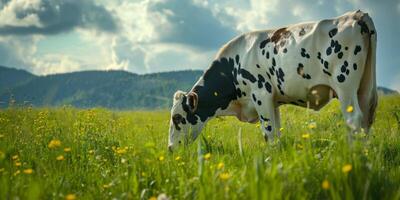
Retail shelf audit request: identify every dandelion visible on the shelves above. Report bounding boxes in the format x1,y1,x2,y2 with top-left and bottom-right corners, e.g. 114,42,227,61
302,133,310,139
346,105,354,113
308,122,317,129
219,172,230,181
158,156,165,161
217,162,224,169
342,164,352,173
56,155,65,161
149,197,157,200
204,153,211,160
65,194,77,200
102,184,111,189
64,148,71,152
88,150,94,154
15,162,21,167
116,148,127,155
48,139,61,149
23,168,33,174
12,155,19,160
322,180,330,190
175,156,181,161
279,127,284,132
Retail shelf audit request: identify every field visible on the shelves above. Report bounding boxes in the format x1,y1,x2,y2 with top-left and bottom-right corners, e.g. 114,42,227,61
0,96,399,199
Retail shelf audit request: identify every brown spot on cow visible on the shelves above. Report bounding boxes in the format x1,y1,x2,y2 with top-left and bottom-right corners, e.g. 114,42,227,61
271,27,291,44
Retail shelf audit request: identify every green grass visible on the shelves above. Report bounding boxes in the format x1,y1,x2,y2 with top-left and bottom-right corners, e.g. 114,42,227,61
0,96,400,199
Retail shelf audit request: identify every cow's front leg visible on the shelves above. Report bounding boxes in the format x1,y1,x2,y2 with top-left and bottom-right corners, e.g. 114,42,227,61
251,93,276,142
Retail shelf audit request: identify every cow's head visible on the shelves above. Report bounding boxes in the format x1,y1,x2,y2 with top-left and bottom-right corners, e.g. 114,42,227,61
168,90,205,151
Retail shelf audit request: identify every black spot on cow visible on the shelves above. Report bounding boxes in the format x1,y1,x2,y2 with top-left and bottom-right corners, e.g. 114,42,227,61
269,68,275,76
329,28,338,38
341,65,347,73
257,101,262,106
266,51,270,59
242,92,246,96
266,72,271,80
326,47,332,56
353,63,358,70
259,38,270,49
260,115,269,121
357,20,370,35
344,61,348,66
256,64,261,68
317,52,321,59
334,42,341,53
265,125,272,132
324,61,329,69
301,48,311,58
235,55,240,65
262,49,265,55
330,40,335,48
283,48,287,53
280,90,285,95
272,58,276,66
273,47,278,55
265,82,272,93
239,68,257,83
337,74,346,83
290,101,299,106
323,69,332,76
257,74,265,88
242,81,247,85
345,46,348,50
297,63,304,75
338,52,343,59
302,74,311,79
354,45,362,55
252,93,257,101
186,57,238,124
236,88,242,98
346,69,350,75
299,28,306,36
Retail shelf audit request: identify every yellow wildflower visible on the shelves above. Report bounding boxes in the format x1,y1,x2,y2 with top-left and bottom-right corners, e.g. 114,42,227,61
322,180,330,190
279,127,284,132
103,184,111,189
342,164,352,173
15,162,21,167
65,194,77,200
23,168,33,174
149,197,157,200
204,153,211,160
308,122,317,129
175,156,181,161
219,172,230,181
217,162,224,169
88,150,94,154
302,133,310,139
12,155,19,160
346,105,354,113
64,148,71,152
48,139,61,149
116,148,127,155
56,155,65,161
158,156,165,161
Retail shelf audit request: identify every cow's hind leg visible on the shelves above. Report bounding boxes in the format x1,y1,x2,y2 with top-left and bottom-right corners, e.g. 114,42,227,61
336,88,363,134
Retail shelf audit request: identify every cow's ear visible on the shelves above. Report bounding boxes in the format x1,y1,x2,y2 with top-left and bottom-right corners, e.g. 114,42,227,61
174,90,186,102
187,92,198,113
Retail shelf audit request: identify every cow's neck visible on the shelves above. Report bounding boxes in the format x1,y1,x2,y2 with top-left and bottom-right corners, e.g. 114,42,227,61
189,57,238,123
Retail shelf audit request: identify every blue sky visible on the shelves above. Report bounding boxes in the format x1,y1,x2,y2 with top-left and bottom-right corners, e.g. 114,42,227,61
0,0,399,91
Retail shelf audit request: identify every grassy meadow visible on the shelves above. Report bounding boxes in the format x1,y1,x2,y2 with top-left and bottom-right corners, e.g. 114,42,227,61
0,96,399,199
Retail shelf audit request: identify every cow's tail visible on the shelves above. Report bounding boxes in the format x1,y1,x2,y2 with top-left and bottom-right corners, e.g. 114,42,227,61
357,11,378,132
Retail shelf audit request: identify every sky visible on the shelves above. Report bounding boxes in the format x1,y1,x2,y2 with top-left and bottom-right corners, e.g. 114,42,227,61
0,0,399,91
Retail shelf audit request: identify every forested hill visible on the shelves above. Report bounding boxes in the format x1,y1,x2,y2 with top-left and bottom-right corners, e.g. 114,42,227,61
0,66,202,109
0,66,398,109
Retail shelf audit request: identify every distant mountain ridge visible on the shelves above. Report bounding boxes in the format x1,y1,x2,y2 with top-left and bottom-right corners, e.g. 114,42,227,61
0,66,398,109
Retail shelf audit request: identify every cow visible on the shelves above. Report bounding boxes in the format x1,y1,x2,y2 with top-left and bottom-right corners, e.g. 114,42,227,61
168,10,377,151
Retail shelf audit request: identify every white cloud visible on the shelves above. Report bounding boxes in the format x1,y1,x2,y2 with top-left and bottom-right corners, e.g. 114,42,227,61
0,0,42,27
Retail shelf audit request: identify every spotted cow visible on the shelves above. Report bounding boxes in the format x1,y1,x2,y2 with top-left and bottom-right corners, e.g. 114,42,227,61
168,10,377,150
